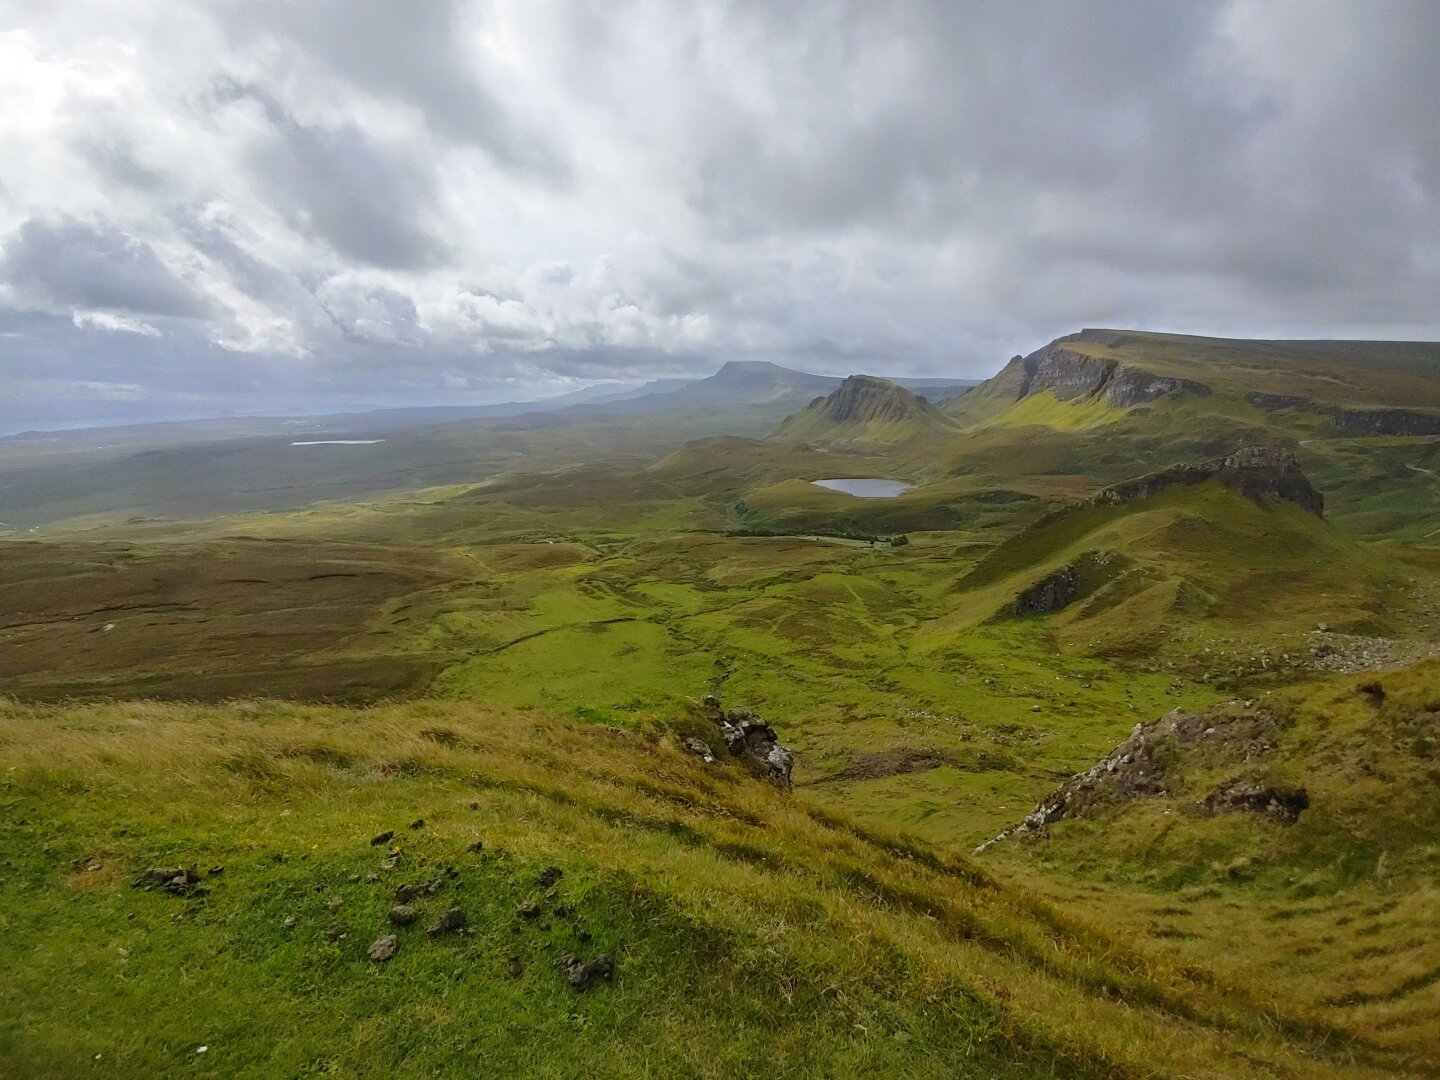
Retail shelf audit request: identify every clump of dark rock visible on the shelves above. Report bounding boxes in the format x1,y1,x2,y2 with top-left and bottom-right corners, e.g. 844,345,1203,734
388,904,417,927
1012,564,1079,616
1359,680,1386,704
977,702,1289,852
466,840,485,853
206,865,224,877
394,883,419,904
426,907,466,936
700,695,794,789
367,935,398,963
1200,780,1308,823
557,953,614,990
131,865,208,897
408,818,425,830
517,901,542,920
537,866,563,888
324,921,347,942
370,831,394,846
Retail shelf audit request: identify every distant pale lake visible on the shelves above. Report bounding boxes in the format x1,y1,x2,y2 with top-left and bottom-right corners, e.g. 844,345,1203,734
811,478,911,498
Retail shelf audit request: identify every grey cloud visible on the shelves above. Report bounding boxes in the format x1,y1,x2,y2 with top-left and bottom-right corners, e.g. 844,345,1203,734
214,0,567,180
2,1,1439,426
0,218,213,319
213,83,452,271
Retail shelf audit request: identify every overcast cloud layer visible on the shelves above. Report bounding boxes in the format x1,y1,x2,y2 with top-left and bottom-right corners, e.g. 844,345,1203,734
1,1,1438,428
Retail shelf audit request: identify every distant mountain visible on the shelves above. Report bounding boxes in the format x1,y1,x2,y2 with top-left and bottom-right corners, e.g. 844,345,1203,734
769,374,959,447
573,361,843,416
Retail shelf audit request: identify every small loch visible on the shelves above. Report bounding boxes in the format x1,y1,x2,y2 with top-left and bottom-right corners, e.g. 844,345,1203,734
811,478,911,499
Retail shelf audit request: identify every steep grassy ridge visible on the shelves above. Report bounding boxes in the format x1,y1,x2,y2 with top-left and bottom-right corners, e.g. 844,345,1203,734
0,697,1421,1079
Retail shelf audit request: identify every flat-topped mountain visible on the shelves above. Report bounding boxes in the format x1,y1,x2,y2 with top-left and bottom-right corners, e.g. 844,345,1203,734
770,374,959,447
953,329,1440,424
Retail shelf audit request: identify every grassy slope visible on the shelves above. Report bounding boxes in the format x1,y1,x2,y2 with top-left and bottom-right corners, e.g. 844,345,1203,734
980,660,1440,1067
0,697,1419,1079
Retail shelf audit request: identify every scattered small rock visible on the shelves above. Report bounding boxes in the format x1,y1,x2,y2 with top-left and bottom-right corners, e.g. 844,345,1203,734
370,831,394,846
282,915,297,929
388,904,417,927
557,953,614,991
206,865,224,877
367,935,398,963
537,866,563,888
394,883,418,904
324,921,346,942
466,840,484,854
517,901,542,920
426,907,466,936
326,895,344,911
408,819,425,830
506,955,524,979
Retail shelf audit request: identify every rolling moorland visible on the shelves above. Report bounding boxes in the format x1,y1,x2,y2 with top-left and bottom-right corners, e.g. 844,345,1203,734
3,329,1440,1077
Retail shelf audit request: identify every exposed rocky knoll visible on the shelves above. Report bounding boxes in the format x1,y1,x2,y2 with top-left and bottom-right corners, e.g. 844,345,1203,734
1092,446,1324,516
976,702,1308,853
685,695,795,789
770,374,956,446
999,338,1212,408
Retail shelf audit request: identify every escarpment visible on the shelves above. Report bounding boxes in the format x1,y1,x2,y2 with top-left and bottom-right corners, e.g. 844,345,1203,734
1000,337,1212,409
1093,446,1324,516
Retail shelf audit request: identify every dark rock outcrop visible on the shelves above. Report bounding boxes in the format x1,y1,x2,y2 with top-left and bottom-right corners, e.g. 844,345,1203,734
1012,565,1079,615
700,695,794,789
1200,780,1308,823
976,703,1290,852
1093,446,1324,516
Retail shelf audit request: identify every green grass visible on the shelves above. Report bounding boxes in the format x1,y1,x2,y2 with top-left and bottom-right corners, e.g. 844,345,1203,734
0,697,1420,1078
979,660,1440,1064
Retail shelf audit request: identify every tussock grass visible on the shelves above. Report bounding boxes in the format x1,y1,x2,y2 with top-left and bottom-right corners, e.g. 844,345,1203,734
0,697,1413,1078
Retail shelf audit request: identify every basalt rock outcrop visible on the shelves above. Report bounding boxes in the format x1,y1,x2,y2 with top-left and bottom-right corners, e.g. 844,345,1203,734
696,696,795,789
1011,564,1080,616
1092,446,1324,516
1005,339,1211,408
975,702,1300,852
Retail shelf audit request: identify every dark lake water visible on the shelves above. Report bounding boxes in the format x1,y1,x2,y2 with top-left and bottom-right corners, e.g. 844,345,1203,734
810,478,911,498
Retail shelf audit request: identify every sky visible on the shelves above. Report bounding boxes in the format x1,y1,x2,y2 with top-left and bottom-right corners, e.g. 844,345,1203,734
1,1,1438,429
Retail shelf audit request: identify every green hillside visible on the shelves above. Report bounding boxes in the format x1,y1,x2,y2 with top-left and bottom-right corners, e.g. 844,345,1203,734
0,696,1420,1079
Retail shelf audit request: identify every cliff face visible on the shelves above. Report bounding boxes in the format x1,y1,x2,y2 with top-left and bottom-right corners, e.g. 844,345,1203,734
1013,341,1211,408
1093,446,1324,516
